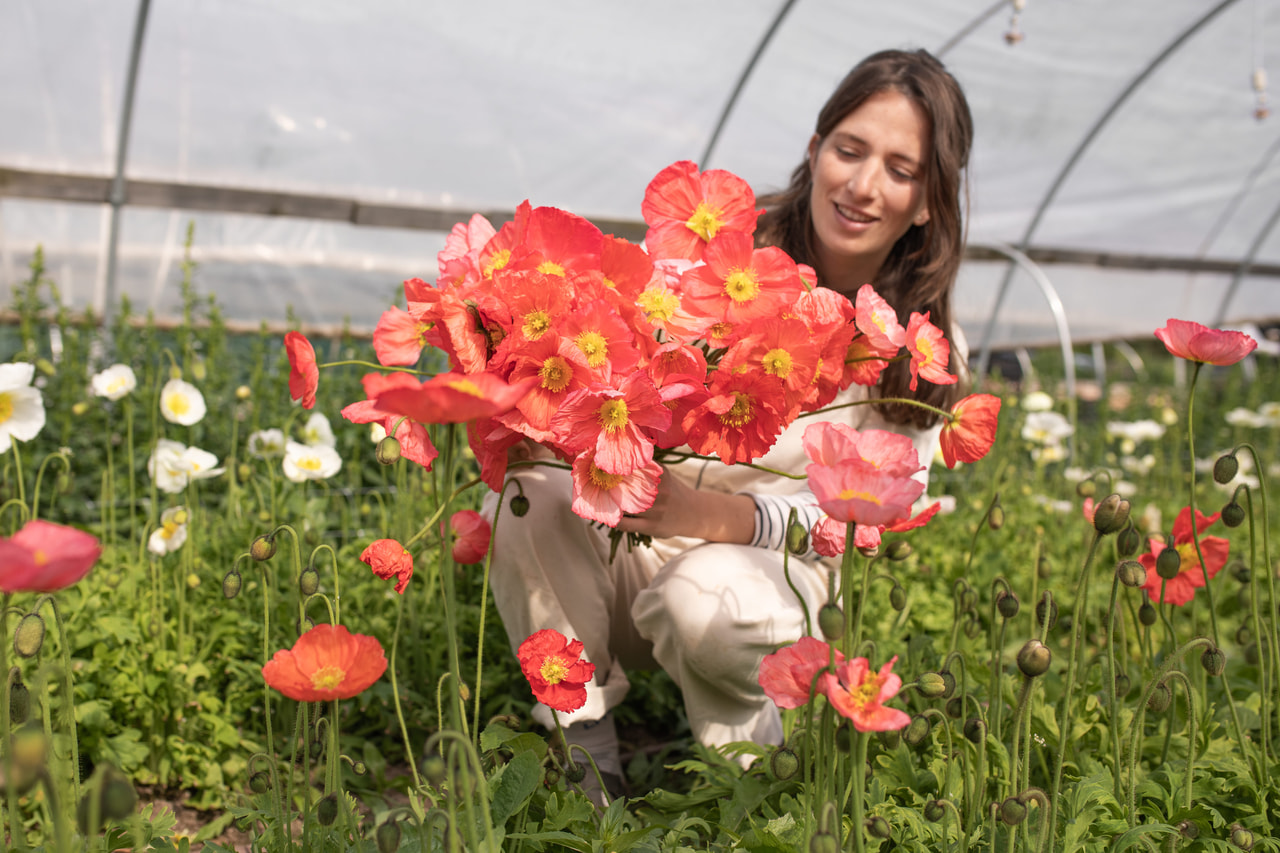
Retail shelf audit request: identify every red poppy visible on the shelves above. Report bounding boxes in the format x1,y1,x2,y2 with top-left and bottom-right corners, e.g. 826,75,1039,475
360,538,414,594
759,636,844,710
551,373,669,475
1139,507,1229,606
517,629,596,713
1154,319,1258,366
641,160,760,262
679,232,803,326
285,331,319,409
819,656,911,732
262,624,387,702
372,306,432,367
681,370,789,465
905,312,958,392
374,372,538,424
0,520,102,593
939,394,1002,469
720,317,820,418
449,510,491,565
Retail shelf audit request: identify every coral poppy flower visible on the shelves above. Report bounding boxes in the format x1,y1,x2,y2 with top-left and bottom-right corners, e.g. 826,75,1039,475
437,213,498,288
262,624,387,702
498,335,594,441
681,370,789,465
449,510,491,565
374,372,538,425
819,656,911,732
904,312,958,392
284,332,319,409
552,373,670,475
679,232,803,326
641,160,760,262
854,284,905,353
405,283,491,374
0,520,102,593
372,306,432,367
516,629,596,713
360,538,414,594
467,417,526,493
720,317,820,417
807,460,924,528
939,394,1002,469
569,449,662,526
558,299,641,381
1139,507,1229,606
759,636,844,710
810,501,941,557
802,421,923,479
1154,319,1258,366
600,234,656,299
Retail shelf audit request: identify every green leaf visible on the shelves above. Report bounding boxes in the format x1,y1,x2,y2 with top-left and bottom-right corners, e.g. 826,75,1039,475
480,721,520,752
488,749,542,827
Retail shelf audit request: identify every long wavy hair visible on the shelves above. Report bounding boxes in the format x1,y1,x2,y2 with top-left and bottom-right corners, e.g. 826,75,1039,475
757,49,973,428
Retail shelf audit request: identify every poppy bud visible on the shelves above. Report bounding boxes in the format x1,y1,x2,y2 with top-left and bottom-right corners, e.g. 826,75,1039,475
237,463,252,482
1156,546,1181,579
964,717,987,744
1234,563,1251,583
1076,478,1097,498
1115,673,1131,698
903,715,931,747
1035,597,1058,631
248,771,271,793
352,761,367,775
1017,639,1052,677
769,747,799,781
13,612,45,658
1092,494,1130,534
9,678,29,725
1176,820,1198,840
1214,453,1239,484
72,401,89,417
886,540,912,561
889,585,907,611
376,818,402,853
1201,646,1226,677
999,797,1028,825
988,505,1005,531
101,774,138,821
996,591,1020,620
786,519,809,555
817,604,844,642
809,833,839,853
310,740,324,760
186,572,201,590
964,616,982,639
923,800,946,823
316,793,339,826
565,761,586,783
1230,824,1255,851
489,713,521,731
946,696,964,719
1138,601,1157,626
1221,501,1245,529
543,765,561,787
1236,624,1253,645
1037,556,1052,579
1116,524,1140,557
1147,681,1172,713
299,567,320,597
1116,560,1146,588
376,436,402,465
856,544,879,559
937,670,956,699
250,534,277,561
508,494,530,517
866,816,891,839
223,569,243,599
917,672,948,699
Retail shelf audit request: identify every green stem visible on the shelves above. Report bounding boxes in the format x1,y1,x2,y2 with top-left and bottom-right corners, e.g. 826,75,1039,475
10,442,25,515
387,593,422,789
851,731,868,853
45,597,81,808
1,594,29,852
1105,572,1124,802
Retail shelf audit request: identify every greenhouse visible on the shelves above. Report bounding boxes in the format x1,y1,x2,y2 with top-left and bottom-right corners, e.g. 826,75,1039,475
1,1,1279,850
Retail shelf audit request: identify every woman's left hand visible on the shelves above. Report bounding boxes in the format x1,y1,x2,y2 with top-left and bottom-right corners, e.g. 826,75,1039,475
615,467,756,544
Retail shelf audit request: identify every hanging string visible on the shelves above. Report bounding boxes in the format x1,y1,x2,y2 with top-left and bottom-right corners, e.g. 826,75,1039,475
1005,0,1026,45
1255,0,1270,119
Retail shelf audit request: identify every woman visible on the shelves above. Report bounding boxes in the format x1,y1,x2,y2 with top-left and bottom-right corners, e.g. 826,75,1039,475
483,48,973,790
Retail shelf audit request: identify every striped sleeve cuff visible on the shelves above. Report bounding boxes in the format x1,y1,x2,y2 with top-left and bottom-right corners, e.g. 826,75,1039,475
748,491,824,557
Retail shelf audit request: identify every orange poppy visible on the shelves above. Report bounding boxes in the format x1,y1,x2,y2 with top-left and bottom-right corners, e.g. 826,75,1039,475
262,624,387,702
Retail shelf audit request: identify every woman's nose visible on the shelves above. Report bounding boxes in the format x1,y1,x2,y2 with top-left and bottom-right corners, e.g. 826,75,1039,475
847,162,878,199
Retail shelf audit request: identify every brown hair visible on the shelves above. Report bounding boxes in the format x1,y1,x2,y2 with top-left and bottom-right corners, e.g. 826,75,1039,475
757,48,973,428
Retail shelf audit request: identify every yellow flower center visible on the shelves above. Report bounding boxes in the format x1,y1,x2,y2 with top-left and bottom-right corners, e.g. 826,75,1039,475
637,288,679,323
483,249,512,279
709,322,734,343
540,655,571,685
597,399,629,432
0,392,12,424
1174,542,1199,573
107,377,129,394
536,260,565,277
298,456,323,472
575,331,610,368
539,356,572,393
762,348,793,378
446,378,485,398
915,335,935,366
166,393,190,416
838,488,881,505
723,268,759,303
847,674,882,710
310,665,345,692
161,521,180,540
601,275,616,290
685,201,724,242
588,464,624,490
717,392,754,428
32,549,48,566
522,310,552,341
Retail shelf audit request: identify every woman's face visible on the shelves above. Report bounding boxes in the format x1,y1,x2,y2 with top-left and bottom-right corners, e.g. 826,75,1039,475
808,88,931,292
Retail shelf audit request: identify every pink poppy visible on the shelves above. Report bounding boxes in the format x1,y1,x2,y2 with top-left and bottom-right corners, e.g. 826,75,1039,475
759,636,844,709
0,520,102,593
904,312,958,392
551,373,669,475
819,656,911,732
372,306,431,367
360,539,414,594
1154,319,1258,366
284,331,319,409
449,510,492,565
569,450,662,527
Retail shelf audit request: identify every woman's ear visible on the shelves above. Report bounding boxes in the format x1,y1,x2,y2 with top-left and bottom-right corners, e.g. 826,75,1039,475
807,134,821,171
914,207,931,227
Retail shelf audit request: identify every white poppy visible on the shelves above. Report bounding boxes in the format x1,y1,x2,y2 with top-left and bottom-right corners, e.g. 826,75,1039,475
148,506,190,555
91,364,138,401
1225,407,1266,428
0,363,46,454
302,412,336,448
282,440,342,482
1022,411,1074,445
247,428,287,459
1030,442,1067,464
160,379,207,426
1020,391,1054,412
1258,402,1280,427
148,438,224,494
1105,419,1165,443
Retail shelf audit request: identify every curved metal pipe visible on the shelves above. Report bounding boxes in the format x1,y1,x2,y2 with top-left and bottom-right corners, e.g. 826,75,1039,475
100,0,153,356
975,0,1241,381
699,0,800,169
1212,194,1280,326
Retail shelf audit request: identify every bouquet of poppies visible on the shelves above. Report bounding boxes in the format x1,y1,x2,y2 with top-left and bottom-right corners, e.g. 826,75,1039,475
293,160,996,531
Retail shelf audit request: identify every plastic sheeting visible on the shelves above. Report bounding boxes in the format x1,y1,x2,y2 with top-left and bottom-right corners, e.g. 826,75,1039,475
2,0,1279,345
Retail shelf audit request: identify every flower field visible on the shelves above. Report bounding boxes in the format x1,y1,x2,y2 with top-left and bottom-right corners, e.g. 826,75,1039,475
2,201,1280,853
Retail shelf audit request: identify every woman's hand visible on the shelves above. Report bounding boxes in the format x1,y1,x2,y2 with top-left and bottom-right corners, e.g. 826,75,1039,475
615,467,756,544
